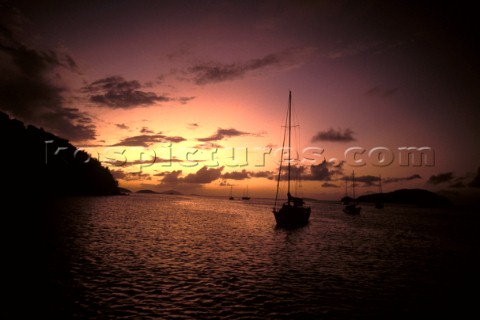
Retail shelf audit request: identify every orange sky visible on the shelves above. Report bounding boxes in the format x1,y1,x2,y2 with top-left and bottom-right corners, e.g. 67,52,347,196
1,1,479,200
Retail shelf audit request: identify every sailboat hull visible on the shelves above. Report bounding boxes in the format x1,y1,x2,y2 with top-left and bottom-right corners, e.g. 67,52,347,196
343,204,361,215
273,204,311,227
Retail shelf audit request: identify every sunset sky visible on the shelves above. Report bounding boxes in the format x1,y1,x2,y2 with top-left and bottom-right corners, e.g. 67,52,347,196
1,1,479,200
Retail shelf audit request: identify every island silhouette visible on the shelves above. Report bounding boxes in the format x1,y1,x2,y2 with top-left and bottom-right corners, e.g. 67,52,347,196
0,111,119,196
137,189,183,195
352,189,451,208
136,189,158,194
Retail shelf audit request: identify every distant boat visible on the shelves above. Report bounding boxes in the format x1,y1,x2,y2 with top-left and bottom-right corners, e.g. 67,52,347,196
375,174,384,209
242,185,251,200
229,186,234,200
343,171,361,215
273,91,311,227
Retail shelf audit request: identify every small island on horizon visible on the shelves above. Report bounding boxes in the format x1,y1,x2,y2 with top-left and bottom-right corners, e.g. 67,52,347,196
341,188,451,208
136,189,183,195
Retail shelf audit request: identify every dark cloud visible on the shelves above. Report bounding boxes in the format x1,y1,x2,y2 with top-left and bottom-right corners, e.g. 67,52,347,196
311,162,333,181
251,171,273,179
468,168,480,188
82,76,171,108
140,127,154,134
214,169,275,180
219,180,234,187
302,160,344,181
222,169,249,180
183,166,223,184
109,158,157,168
124,172,151,181
274,160,343,182
65,54,78,70
157,167,224,185
197,128,250,142
383,174,422,184
427,172,454,185
177,96,195,104
115,123,129,130
193,142,223,149
113,134,186,147
353,175,379,186
187,47,316,85
311,128,355,143
188,123,199,129
152,158,184,164
110,169,151,181
0,11,95,141
366,86,399,97
157,170,183,185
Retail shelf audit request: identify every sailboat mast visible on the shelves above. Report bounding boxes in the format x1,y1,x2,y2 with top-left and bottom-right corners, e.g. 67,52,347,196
287,91,292,203
345,176,348,197
352,171,356,200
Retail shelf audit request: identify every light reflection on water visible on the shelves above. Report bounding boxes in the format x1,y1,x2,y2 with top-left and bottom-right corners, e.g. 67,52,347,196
40,194,478,319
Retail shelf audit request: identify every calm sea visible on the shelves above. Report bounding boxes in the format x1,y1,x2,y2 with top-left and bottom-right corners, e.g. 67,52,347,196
9,194,479,319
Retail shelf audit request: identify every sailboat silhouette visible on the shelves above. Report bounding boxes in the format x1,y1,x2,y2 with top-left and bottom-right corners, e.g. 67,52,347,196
242,185,250,200
272,91,311,227
343,171,361,215
375,174,384,209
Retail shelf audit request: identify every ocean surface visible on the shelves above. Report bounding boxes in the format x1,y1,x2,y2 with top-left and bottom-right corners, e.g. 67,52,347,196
11,194,480,319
